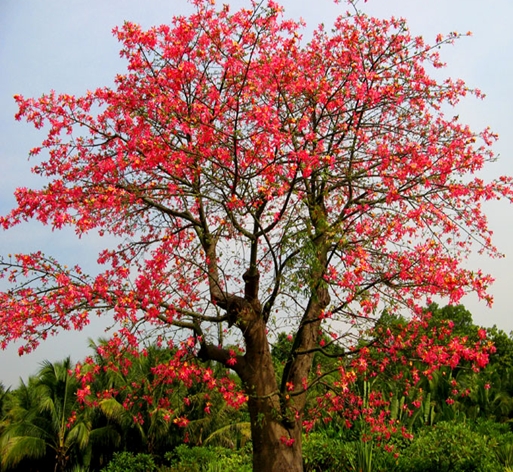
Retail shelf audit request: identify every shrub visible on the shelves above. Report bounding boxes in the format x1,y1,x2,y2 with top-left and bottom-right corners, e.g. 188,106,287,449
166,444,251,472
101,451,157,472
396,421,499,472
302,432,356,472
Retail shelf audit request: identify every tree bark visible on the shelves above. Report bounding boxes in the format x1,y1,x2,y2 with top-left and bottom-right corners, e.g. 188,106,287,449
241,316,304,472
201,236,328,471
240,240,330,471
249,402,303,472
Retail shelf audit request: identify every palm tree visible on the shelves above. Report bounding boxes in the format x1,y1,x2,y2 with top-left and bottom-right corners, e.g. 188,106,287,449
88,339,250,455
87,340,182,456
0,377,51,470
0,357,112,472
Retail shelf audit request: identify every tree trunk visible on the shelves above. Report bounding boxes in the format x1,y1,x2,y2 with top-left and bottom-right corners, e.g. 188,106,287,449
202,243,328,471
240,315,305,472
249,402,303,472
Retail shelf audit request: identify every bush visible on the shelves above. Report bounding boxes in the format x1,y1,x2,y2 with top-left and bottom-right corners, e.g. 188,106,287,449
100,451,157,472
302,432,356,472
396,421,499,472
166,444,251,472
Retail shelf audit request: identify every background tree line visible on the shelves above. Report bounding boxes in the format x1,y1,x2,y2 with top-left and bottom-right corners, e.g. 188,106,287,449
1,303,513,472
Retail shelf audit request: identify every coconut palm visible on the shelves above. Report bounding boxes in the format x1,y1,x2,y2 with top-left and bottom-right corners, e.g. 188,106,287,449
87,340,183,455
88,339,250,455
0,357,114,472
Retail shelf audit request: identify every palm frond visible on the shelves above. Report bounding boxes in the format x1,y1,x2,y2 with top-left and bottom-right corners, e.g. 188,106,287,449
0,435,47,469
203,422,251,448
66,420,91,451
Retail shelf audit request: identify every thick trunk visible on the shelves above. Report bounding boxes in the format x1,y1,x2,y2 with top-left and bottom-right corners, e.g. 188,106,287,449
202,272,328,471
244,288,329,471
241,317,305,472
201,322,305,471
249,403,303,472
201,236,329,472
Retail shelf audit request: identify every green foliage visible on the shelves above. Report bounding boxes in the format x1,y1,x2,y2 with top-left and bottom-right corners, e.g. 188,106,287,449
391,392,436,429
0,358,102,472
424,303,476,338
302,430,399,472
302,431,356,472
271,332,293,366
488,327,513,371
395,421,499,472
101,451,157,472
88,340,181,455
166,444,252,472
2,302,513,471
494,442,513,470
202,421,251,449
352,440,374,472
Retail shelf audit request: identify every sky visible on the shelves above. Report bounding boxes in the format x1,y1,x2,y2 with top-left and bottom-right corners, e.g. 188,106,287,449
1,0,512,388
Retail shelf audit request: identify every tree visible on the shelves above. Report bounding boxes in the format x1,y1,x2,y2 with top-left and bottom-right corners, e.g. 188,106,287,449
0,358,97,472
1,1,511,470
85,339,235,456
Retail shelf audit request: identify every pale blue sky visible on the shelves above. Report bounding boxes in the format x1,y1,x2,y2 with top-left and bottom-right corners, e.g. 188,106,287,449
1,0,512,388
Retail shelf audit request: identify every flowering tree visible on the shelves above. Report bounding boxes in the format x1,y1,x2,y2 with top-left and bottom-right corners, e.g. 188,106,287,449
1,1,511,470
